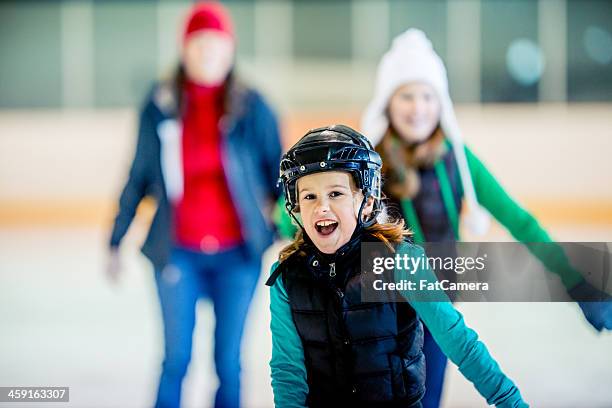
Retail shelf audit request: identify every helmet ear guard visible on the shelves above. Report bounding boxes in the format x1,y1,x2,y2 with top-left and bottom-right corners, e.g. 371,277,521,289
278,125,383,229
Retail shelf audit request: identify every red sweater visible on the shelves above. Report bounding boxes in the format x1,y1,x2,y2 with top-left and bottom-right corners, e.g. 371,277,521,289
175,81,242,252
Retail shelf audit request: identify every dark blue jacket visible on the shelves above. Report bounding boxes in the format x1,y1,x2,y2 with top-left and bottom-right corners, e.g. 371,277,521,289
109,81,282,269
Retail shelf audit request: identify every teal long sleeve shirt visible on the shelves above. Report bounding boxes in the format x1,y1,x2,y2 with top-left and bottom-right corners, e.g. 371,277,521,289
269,244,528,408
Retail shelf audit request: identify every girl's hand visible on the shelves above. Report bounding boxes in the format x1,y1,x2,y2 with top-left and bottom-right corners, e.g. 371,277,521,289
568,280,612,331
577,300,612,331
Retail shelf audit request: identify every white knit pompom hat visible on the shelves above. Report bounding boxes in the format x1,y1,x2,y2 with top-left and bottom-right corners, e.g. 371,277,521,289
361,28,489,236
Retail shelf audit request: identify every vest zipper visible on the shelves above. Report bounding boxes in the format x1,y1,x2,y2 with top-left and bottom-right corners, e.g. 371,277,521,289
329,263,344,298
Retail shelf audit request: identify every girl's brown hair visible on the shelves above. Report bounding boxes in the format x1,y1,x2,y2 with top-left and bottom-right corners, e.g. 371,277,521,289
376,126,446,200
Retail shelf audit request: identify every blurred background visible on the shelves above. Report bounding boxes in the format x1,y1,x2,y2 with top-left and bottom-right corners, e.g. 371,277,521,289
1,0,611,407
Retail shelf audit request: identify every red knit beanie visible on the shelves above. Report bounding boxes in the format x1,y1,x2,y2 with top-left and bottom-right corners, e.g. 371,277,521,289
183,1,234,42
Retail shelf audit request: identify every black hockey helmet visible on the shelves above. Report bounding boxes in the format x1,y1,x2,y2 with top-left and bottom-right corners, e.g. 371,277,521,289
279,124,382,227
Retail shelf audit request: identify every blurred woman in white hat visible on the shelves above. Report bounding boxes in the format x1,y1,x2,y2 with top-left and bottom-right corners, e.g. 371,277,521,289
361,28,612,408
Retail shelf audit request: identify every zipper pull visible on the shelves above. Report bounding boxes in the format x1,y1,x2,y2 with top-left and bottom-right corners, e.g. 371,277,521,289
329,262,336,278
335,287,344,299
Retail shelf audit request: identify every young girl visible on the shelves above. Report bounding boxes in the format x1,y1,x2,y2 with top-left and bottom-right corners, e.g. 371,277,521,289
361,28,611,408
266,124,528,408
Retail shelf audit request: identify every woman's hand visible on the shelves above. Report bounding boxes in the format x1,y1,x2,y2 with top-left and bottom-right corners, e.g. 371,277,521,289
105,247,122,284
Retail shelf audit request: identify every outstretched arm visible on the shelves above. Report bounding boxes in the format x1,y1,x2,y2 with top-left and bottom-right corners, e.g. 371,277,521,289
414,301,527,407
465,146,582,289
398,244,528,407
465,146,612,330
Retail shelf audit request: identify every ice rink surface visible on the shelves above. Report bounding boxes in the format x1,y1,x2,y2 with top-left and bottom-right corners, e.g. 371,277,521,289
1,224,611,408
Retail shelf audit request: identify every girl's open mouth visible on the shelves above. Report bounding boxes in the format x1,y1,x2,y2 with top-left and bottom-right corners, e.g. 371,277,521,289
315,220,338,236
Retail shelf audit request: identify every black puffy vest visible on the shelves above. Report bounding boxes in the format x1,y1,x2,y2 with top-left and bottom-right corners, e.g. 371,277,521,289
386,149,463,243
270,237,426,407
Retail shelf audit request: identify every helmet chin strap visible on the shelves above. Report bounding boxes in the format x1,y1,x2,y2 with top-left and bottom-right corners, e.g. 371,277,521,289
357,190,378,229
285,202,305,233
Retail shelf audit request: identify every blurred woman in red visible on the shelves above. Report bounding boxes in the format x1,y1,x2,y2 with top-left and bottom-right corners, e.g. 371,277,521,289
107,3,282,407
